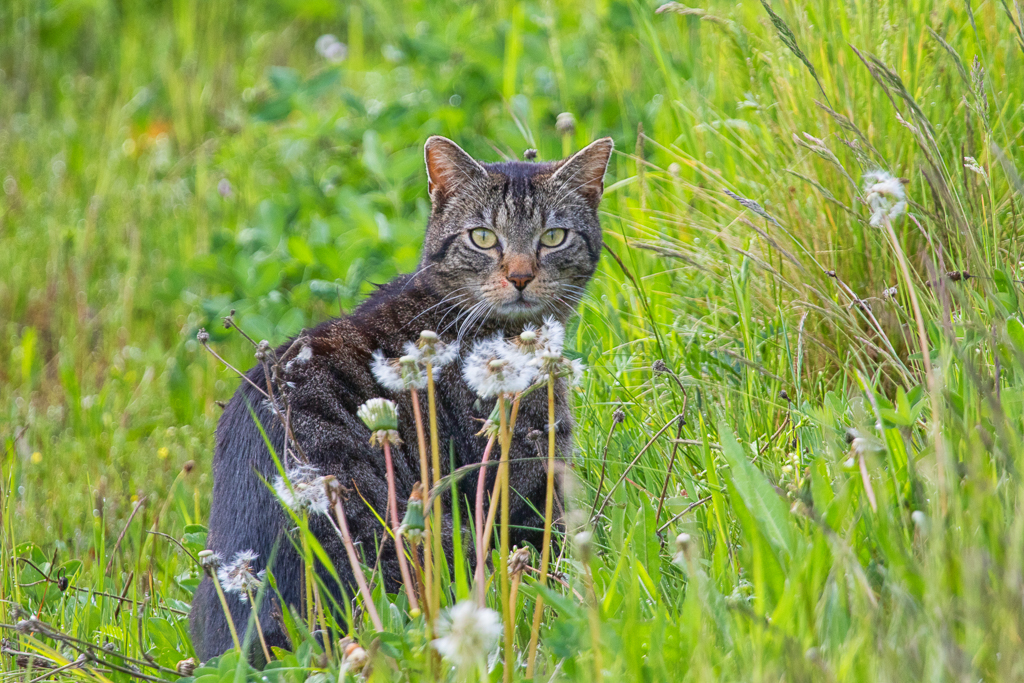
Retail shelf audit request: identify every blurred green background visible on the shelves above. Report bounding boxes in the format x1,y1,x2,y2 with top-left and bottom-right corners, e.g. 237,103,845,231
5,0,1024,679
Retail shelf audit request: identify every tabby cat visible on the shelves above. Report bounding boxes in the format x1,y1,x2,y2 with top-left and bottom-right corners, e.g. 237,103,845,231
189,136,614,661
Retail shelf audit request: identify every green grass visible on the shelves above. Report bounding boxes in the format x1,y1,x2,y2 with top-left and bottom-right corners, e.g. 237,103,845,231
4,0,1024,680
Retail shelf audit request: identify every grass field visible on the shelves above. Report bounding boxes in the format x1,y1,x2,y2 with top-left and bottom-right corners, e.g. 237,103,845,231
3,0,1024,680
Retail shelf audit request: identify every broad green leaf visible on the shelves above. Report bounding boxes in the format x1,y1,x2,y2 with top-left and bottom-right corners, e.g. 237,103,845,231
717,419,796,560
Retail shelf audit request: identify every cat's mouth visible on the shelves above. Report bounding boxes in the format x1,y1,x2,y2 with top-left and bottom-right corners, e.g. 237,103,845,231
493,295,541,318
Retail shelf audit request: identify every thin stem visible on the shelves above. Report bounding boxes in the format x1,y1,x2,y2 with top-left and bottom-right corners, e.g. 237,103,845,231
303,512,315,631
655,409,688,527
592,416,681,523
587,416,623,520
383,440,420,610
331,496,384,632
583,561,603,683
410,387,433,626
525,375,557,676
245,587,272,664
210,573,242,652
426,360,444,622
883,217,946,515
475,434,497,607
498,394,513,683
312,578,333,660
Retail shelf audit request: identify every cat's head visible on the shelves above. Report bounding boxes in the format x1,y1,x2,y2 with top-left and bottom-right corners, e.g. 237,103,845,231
417,136,613,328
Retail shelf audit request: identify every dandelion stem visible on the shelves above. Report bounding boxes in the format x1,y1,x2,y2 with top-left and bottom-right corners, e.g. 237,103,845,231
587,414,623,521
480,396,523,579
881,217,946,514
411,387,434,625
302,512,315,632
475,434,497,607
245,587,273,664
426,359,444,623
383,440,420,610
497,394,513,683
330,496,384,632
312,578,333,661
525,374,557,676
210,572,242,653
583,560,603,683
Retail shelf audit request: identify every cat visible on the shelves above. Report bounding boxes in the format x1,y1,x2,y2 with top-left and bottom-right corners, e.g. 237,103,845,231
189,135,613,662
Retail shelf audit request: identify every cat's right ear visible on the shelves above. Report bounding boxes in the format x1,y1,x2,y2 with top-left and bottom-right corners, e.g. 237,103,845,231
424,136,488,205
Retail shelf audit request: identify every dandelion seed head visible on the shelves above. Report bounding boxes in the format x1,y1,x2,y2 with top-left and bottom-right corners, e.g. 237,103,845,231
863,170,908,227
417,330,459,368
216,550,264,600
431,601,502,670
273,464,331,515
537,317,565,356
357,397,399,433
463,336,537,398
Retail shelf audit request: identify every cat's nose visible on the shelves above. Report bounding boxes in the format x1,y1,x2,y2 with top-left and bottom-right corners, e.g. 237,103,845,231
507,271,535,291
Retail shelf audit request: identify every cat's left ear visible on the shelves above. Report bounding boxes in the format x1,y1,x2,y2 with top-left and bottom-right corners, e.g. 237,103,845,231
551,137,614,208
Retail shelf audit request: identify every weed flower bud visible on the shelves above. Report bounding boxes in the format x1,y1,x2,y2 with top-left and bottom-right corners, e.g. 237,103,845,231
343,641,369,672
399,483,426,544
176,658,197,676
508,546,531,576
574,531,593,562
198,549,223,576
556,112,576,136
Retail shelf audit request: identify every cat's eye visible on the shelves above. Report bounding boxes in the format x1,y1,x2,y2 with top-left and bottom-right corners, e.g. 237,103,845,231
469,228,498,249
539,228,567,248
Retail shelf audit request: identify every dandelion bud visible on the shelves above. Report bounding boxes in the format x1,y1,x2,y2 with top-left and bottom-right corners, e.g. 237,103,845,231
508,547,531,577
911,510,928,532
672,532,692,567
343,642,369,672
573,531,593,562
255,340,271,362
357,398,400,446
409,607,422,619
556,112,576,136
198,549,223,575
400,484,426,544
176,658,197,676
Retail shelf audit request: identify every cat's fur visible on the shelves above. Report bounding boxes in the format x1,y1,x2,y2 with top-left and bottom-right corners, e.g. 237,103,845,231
189,136,613,661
